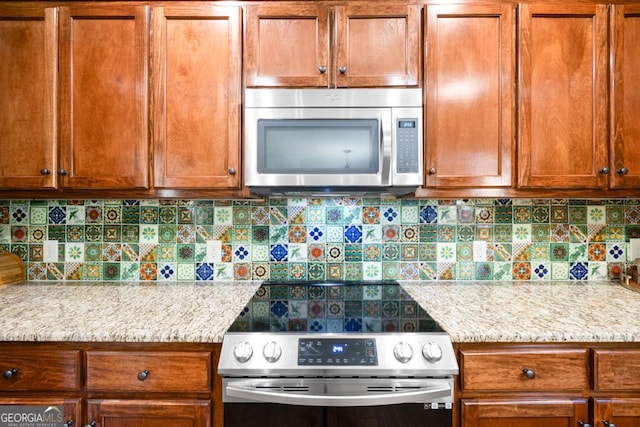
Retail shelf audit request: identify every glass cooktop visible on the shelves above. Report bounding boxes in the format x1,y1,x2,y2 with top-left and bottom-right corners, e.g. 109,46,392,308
227,280,444,334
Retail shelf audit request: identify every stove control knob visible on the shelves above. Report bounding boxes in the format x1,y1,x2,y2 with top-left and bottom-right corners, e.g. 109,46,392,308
422,341,443,363
393,341,413,363
263,341,282,363
233,341,253,363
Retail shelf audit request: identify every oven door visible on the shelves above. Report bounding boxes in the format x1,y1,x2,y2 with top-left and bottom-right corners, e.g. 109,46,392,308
244,107,392,189
222,377,453,427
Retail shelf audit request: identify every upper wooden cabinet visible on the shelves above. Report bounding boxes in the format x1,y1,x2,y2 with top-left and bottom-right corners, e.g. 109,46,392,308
244,2,420,88
518,3,609,189
424,4,514,188
152,5,242,189
58,4,150,189
0,5,57,189
610,4,640,189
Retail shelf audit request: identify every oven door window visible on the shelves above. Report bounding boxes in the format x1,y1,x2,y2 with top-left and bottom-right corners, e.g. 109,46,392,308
257,119,379,174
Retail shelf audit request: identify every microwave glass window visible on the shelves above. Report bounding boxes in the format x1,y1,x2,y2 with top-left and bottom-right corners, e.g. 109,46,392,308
258,119,379,174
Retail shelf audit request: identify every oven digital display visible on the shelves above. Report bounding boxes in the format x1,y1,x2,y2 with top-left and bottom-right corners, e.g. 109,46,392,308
298,338,377,366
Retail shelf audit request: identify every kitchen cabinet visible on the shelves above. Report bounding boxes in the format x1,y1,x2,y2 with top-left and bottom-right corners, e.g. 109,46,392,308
152,5,242,190
0,4,57,189
0,342,220,427
58,4,150,189
244,2,420,88
609,4,640,189
518,3,609,189
458,344,640,427
424,4,514,188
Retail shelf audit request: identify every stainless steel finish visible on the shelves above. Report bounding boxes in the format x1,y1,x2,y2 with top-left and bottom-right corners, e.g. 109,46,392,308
219,332,458,378
422,341,444,363
223,377,454,407
244,88,423,195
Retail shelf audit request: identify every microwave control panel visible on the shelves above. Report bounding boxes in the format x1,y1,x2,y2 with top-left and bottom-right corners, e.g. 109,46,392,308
396,119,419,173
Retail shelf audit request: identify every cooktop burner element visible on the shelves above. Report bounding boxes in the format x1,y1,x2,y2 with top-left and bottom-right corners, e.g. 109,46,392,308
226,280,445,334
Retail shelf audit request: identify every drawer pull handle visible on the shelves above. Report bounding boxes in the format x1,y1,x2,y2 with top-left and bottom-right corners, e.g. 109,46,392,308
2,368,18,379
522,368,535,379
603,422,616,427
137,369,150,381
578,421,592,427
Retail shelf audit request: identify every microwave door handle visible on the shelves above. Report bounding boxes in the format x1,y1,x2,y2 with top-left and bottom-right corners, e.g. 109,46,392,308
225,380,451,407
381,111,392,186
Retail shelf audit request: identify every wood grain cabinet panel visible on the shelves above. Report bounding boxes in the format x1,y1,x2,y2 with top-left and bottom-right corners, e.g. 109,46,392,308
461,398,589,427
424,4,514,188
58,4,149,189
87,399,211,427
86,351,211,393
245,2,419,88
152,5,242,189
610,4,640,189
460,347,589,392
594,398,640,426
0,349,81,391
518,3,608,189
594,348,640,391
0,4,57,189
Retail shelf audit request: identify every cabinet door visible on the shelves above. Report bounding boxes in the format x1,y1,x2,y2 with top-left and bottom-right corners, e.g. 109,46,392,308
461,398,589,427
245,4,329,87
334,3,420,87
594,398,640,426
87,399,211,427
518,4,608,189
0,5,57,189
424,4,514,187
610,4,640,189
152,6,241,189
58,5,149,189
0,397,81,427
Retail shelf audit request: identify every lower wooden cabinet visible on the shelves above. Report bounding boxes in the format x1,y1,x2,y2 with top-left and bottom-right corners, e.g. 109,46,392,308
461,398,589,426
457,344,640,427
87,399,211,427
0,343,219,427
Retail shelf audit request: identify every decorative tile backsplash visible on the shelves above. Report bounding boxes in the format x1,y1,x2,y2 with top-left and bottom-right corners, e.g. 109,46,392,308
1,198,639,282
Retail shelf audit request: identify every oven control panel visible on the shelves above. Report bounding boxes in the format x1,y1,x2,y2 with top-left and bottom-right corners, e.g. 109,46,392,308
298,338,377,366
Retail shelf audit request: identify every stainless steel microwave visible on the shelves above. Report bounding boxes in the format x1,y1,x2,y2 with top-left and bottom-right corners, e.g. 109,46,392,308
244,88,423,196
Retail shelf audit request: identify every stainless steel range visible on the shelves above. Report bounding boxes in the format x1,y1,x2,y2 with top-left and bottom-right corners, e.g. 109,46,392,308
218,280,458,427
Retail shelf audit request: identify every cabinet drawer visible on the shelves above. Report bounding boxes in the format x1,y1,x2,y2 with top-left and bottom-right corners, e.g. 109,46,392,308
594,348,640,390
0,350,81,391
460,348,589,391
86,351,211,392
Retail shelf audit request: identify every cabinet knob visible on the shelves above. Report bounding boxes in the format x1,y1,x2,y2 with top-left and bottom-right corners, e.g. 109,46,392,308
599,167,610,174
339,66,347,74
603,422,617,427
40,168,51,175
84,422,96,427
137,369,149,381
428,167,437,175
2,368,18,379
617,167,629,175
319,65,327,74
578,421,592,427
228,168,236,175
64,421,74,427
57,168,68,176
522,368,535,379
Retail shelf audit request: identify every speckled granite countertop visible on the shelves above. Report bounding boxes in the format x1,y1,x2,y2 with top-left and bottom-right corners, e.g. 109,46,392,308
0,281,638,343
401,281,640,343
0,281,261,343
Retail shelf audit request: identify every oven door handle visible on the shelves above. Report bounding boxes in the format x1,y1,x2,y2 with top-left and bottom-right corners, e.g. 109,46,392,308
225,380,452,407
